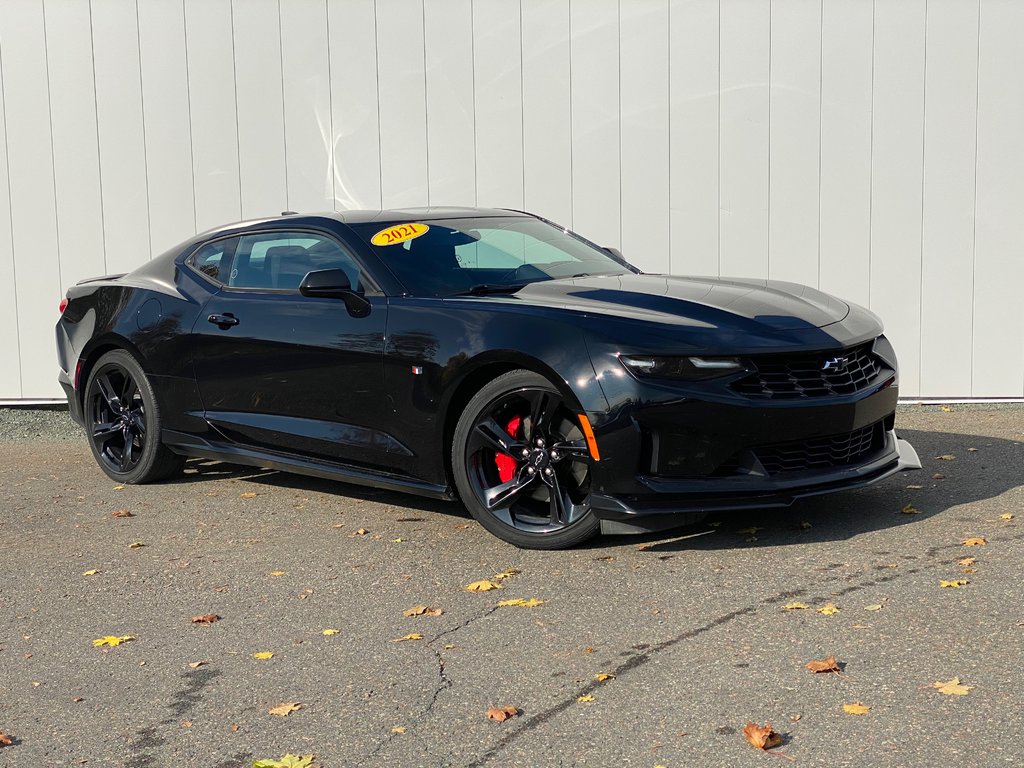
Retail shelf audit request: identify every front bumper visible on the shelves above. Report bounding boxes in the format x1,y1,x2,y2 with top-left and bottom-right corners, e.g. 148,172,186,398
592,430,920,534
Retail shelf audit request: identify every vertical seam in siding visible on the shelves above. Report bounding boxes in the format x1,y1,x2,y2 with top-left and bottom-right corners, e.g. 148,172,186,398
666,0,672,273
277,0,289,211
41,0,63,289
373,0,382,208
918,0,928,393
567,0,573,229
0,37,24,397
816,0,823,288
767,0,772,278
716,0,721,276
134,0,153,258
325,0,335,209
470,0,478,206
867,0,875,307
519,0,525,210
421,0,430,206
181,0,197,233
617,0,621,248
970,0,982,396
88,0,109,271
228,0,241,218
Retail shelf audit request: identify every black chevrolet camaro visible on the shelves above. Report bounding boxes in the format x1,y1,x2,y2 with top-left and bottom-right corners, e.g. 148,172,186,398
56,207,920,548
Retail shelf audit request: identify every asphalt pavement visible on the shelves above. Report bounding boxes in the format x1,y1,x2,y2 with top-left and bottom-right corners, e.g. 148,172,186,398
1,405,1022,768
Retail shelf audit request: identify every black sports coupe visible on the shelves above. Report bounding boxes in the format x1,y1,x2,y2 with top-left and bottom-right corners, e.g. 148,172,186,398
56,207,920,548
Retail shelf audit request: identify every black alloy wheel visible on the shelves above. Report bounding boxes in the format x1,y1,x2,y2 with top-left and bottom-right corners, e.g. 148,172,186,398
453,370,599,549
84,350,184,484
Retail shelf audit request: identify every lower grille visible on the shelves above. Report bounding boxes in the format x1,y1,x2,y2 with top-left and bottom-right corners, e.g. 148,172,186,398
752,421,885,475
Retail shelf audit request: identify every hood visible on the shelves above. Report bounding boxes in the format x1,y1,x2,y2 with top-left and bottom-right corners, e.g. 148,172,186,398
486,274,850,332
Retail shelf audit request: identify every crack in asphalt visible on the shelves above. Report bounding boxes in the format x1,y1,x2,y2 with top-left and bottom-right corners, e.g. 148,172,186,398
463,533,1024,768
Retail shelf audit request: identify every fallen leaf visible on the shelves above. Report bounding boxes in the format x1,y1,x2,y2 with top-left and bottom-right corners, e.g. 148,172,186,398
403,605,443,617
240,492,258,499
940,579,968,588
584,647,595,654
486,705,519,722
188,661,207,669
92,635,135,648
961,568,977,574
191,614,221,625
962,537,987,547
466,580,502,592
251,754,316,768
391,538,404,543
82,569,99,576
0,732,11,747
817,603,840,615
128,542,145,549
577,695,596,703
252,651,274,660
113,484,126,490
865,604,883,612
799,521,812,529
111,509,135,518
932,473,946,480
636,543,653,551
805,655,840,673
493,569,521,580
742,721,782,751
940,405,953,412
270,571,286,577
322,629,339,635
72,697,84,703
392,633,424,642
230,723,240,733
595,673,615,682
391,726,407,734
783,602,810,610
905,484,924,489
268,702,303,717
843,702,870,715
967,447,978,452
496,597,544,608
396,517,423,522
900,504,920,515
958,557,976,567
999,513,1014,521
931,677,973,696
180,720,192,728
349,528,369,537
736,527,760,536
936,454,956,461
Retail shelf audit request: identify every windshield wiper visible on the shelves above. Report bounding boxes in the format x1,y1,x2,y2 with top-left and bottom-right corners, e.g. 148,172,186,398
451,283,531,297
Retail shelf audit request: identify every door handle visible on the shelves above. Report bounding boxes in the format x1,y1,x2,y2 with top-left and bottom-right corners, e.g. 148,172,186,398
207,312,239,328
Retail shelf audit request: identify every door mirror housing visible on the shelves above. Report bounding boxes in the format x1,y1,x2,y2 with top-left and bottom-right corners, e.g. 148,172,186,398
299,269,371,317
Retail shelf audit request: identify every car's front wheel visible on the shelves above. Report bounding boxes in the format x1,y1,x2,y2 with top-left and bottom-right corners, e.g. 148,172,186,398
452,370,599,549
84,349,185,484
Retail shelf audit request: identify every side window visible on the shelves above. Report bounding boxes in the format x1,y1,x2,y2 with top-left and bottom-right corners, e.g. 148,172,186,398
188,241,233,284
227,232,363,291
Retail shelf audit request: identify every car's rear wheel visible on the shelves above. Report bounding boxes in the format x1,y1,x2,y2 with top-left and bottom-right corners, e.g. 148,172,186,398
452,370,599,549
84,350,185,484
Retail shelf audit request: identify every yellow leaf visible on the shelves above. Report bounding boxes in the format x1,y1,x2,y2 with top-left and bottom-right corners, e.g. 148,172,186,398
240,492,258,499
403,605,443,617
817,603,840,615
251,754,316,768
322,629,339,636
957,557,976,567
113,484,126,490
595,673,615,682
900,504,920,515
392,633,424,642
940,405,953,412
349,528,369,537
391,726,407,734
188,661,207,669
999,513,1014,521
496,597,544,608
783,602,809,610
270,571,286,577
493,568,521,580
577,695,595,703
865,604,883,612
936,454,956,461
92,635,135,648
391,538,404,543
843,702,870,715
967,447,978,452
252,651,274,660
962,537,987,546
268,702,303,717
466,580,502,592
82,569,99,576
128,541,145,549
940,579,968,588
931,677,973,696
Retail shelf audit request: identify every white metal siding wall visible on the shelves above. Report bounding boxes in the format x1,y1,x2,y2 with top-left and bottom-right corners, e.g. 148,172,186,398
1,0,1022,400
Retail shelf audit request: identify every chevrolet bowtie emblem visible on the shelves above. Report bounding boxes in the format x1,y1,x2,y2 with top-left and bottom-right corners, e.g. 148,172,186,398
822,356,848,372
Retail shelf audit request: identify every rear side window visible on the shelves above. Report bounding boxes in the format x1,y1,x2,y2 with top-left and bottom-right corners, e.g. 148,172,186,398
228,232,364,291
188,241,232,283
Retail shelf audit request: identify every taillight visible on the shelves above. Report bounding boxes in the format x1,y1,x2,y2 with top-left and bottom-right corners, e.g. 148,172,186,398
59,297,68,314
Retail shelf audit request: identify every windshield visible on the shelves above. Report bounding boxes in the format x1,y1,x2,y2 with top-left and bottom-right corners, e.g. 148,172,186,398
350,216,635,297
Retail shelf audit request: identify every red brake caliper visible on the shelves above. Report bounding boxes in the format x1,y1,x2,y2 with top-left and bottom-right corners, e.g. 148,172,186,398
494,415,522,483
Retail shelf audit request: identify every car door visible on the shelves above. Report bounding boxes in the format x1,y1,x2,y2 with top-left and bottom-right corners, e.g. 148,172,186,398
189,230,392,468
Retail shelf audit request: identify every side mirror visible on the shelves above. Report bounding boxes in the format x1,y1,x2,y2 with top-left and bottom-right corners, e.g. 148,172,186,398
299,269,371,317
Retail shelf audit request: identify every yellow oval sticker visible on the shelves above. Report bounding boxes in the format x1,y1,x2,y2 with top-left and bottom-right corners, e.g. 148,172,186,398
371,222,430,247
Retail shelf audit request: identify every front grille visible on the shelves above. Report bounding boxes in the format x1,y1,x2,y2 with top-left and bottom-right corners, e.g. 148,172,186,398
732,342,888,399
752,421,885,475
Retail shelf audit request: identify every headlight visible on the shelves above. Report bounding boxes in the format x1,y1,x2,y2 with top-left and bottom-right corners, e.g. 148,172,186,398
619,355,747,380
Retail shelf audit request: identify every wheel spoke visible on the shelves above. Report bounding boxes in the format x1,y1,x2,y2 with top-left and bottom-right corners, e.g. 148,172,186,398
120,435,134,471
94,373,121,410
130,409,146,436
120,373,138,405
470,416,525,456
483,471,536,510
523,390,559,438
92,422,120,444
551,438,591,462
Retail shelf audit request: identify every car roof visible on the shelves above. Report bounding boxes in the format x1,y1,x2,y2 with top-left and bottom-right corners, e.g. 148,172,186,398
328,206,531,224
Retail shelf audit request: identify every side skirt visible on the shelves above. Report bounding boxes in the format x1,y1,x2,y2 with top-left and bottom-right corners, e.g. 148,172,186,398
162,429,455,501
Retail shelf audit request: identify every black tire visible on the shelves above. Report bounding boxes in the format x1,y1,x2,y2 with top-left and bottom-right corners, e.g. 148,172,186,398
452,369,600,549
83,349,185,484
